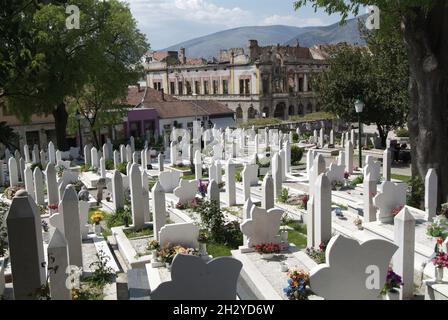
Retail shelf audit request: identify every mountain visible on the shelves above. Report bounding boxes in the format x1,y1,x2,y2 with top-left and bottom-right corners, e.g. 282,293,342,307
161,16,365,59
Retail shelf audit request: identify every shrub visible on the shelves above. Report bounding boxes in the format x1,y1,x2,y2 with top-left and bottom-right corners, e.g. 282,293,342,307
278,188,289,203
105,160,114,170
407,176,424,209
292,132,299,143
30,163,43,172
395,128,409,137
291,145,304,165
0,201,9,257
116,162,127,175
351,175,364,186
105,205,132,229
197,200,226,243
235,171,242,182
80,164,92,172
85,250,115,287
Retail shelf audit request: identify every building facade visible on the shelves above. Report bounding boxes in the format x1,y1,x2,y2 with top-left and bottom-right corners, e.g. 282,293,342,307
144,40,329,124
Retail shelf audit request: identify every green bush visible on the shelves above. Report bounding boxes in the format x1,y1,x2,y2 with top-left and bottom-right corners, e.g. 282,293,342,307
105,160,114,170
278,188,289,203
351,175,364,186
407,176,424,209
291,145,304,165
105,205,132,229
235,171,242,182
292,132,299,143
30,162,43,172
395,128,409,137
116,162,127,175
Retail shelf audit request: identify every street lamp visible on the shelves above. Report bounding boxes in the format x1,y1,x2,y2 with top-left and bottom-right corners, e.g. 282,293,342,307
354,99,365,169
75,109,83,157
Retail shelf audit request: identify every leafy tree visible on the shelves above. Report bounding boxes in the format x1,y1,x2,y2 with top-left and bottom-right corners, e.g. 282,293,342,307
1,0,148,150
310,27,408,146
0,122,19,150
294,0,448,205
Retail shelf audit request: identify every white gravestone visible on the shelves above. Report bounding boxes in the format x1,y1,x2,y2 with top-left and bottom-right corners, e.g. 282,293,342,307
345,141,354,174
393,207,415,300
158,171,181,193
112,170,124,211
91,147,99,169
150,254,242,300
309,235,398,300
314,173,332,248
326,163,345,184
373,181,407,223
46,163,59,206
364,156,381,182
152,181,166,242
79,200,90,240
8,157,19,187
272,152,282,199
207,179,220,203
363,173,377,223
60,185,83,268
47,229,71,300
425,169,437,221
240,204,283,248
383,148,392,181
194,150,202,180
129,164,145,229
174,179,198,205
225,159,236,206
159,222,199,249
24,166,35,201
261,173,274,210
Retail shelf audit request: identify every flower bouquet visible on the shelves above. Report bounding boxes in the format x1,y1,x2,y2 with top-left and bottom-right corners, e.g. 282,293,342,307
283,268,311,300
255,242,280,259
432,252,448,283
380,268,402,299
198,180,209,198
147,240,160,259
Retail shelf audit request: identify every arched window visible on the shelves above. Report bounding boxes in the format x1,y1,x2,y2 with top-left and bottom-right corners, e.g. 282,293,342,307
236,107,243,120
248,107,256,119
298,103,304,115
262,107,270,118
288,105,295,116
274,103,285,119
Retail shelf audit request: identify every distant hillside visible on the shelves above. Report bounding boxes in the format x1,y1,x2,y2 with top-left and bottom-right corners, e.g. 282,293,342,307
162,16,365,59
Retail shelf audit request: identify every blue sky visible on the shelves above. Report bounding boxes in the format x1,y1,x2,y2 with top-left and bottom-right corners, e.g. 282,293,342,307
126,0,357,49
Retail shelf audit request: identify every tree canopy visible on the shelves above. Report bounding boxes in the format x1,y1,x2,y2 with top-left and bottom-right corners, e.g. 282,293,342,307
1,0,149,150
311,24,408,145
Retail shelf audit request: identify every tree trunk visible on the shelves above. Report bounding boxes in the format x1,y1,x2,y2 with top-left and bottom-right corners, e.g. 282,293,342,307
52,102,69,151
403,1,448,207
376,124,388,148
91,128,100,149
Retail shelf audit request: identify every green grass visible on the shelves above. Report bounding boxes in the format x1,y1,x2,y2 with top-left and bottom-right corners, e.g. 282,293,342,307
207,241,234,257
286,221,307,249
123,226,153,239
332,202,348,210
181,174,196,180
391,174,412,183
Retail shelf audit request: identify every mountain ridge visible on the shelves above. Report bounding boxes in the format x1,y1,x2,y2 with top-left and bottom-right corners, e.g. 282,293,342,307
160,16,365,59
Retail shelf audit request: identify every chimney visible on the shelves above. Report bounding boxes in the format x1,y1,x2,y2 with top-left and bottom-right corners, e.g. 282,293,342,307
179,48,186,64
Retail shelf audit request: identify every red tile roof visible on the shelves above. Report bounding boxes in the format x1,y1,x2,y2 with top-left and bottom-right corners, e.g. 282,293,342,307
123,87,234,119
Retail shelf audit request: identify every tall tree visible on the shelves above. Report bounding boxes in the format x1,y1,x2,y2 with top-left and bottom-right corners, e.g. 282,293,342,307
1,0,148,150
295,0,448,206
311,27,408,147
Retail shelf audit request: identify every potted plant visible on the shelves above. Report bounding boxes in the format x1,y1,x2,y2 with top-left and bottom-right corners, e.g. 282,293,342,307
147,240,160,260
283,268,311,300
426,217,448,252
90,210,104,236
255,242,280,260
432,252,448,283
197,230,209,257
381,268,403,300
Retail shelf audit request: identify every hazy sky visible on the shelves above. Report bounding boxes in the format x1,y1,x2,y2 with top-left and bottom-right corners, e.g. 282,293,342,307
126,0,357,49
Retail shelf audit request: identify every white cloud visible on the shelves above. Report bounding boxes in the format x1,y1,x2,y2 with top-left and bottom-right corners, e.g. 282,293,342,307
261,14,323,27
126,0,254,28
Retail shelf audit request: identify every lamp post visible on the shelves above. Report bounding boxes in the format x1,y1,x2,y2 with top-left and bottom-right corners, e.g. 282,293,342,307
75,109,83,157
354,99,365,169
